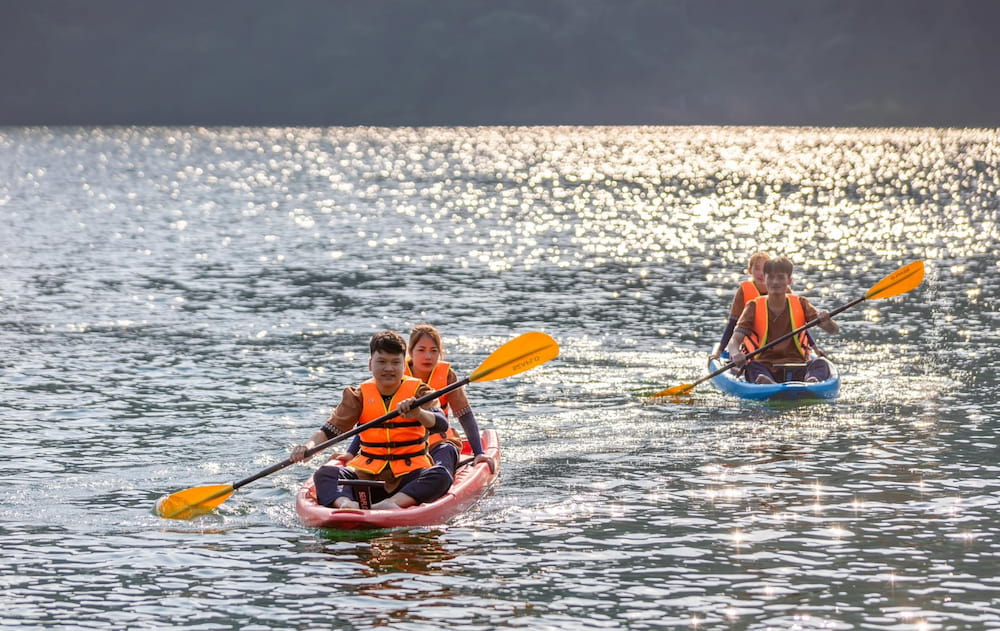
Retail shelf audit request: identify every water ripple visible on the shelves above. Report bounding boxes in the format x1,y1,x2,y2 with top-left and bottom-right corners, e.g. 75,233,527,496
1,126,997,629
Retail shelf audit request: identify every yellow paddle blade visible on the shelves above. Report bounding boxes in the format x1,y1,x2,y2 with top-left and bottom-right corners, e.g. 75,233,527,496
650,383,695,399
155,484,235,520
469,331,560,382
865,260,924,300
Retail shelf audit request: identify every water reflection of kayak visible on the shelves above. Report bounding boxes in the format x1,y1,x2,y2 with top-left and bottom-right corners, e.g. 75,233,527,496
295,430,501,530
706,352,840,401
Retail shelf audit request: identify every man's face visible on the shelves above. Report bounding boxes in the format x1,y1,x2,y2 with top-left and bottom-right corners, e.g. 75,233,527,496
765,271,792,294
369,350,405,390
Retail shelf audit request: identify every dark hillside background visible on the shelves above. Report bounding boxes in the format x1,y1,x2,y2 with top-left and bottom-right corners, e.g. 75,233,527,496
1,0,997,126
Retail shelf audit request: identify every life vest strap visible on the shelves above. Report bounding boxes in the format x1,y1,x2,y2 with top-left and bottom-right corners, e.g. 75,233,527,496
360,437,428,449
379,419,424,429
358,448,430,461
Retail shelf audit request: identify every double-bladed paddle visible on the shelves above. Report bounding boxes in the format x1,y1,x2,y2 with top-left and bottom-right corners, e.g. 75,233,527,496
651,260,925,399
155,331,560,519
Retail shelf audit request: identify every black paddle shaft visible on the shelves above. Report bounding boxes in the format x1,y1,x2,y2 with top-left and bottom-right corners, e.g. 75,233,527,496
231,376,471,490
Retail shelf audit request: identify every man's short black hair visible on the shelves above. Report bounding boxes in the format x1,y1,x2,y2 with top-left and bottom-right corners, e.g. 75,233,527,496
369,330,406,356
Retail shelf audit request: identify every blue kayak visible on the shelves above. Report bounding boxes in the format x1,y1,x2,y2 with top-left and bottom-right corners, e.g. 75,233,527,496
706,352,840,401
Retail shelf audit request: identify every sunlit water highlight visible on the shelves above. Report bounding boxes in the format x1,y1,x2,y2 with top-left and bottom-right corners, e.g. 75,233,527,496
1,126,997,629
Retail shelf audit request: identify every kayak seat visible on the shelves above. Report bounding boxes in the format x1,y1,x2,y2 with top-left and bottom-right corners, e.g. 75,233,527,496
772,362,809,383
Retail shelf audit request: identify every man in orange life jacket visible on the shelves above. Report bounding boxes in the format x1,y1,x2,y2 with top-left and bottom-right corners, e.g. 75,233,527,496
339,324,497,476
289,331,452,510
727,256,840,384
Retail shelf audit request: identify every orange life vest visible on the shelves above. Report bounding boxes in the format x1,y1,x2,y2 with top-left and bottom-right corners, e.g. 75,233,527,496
405,360,460,448
740,280,763,308
743,294,810,359
347,377,432,476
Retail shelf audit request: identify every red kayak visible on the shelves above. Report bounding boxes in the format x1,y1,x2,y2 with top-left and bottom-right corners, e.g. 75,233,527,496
295,429,501,529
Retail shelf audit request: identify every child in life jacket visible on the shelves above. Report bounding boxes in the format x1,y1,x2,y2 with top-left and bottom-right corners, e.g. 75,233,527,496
727,257,839,384
711,252,769,360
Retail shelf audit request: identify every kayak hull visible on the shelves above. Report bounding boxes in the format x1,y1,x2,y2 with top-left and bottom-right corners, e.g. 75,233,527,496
295,429,501,530
707,354,840,401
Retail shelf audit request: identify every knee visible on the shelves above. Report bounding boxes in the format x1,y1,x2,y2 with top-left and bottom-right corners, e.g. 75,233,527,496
432,464,454,482
313,465,350,507
314,464,343,482
424,465,454,489
812,357,832,371
807,358,832,380
431,444,459,470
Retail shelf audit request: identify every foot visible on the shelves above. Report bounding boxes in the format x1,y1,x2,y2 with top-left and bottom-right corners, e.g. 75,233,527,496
371,492,418,511
805,376,820,383
755,374,776,384
332,498,360,510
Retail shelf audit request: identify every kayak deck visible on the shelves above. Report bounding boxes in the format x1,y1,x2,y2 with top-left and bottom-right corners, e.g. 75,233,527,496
295,429,501,530
707,353,840,401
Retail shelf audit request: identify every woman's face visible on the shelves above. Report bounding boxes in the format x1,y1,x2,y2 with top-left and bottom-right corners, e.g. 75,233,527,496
409,334,441,377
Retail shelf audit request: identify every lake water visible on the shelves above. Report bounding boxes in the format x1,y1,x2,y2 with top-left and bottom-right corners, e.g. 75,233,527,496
1,126,997,630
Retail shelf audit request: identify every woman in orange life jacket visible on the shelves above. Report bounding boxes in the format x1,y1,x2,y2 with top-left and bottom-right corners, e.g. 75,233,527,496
711,252,770,360
727,256,839,384
404,324,496,475
289,331,452,510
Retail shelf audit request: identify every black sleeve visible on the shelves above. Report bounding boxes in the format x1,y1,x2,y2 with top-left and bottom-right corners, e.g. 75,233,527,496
430,408,449,433
457,410,484,455
718,316,738,351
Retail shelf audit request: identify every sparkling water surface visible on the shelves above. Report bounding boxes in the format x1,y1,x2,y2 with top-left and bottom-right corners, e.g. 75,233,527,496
1,127,997,629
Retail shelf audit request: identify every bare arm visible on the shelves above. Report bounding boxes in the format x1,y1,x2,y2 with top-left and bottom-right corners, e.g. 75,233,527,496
802,297,840,335
728,302,755,366
445,381,470,413
727,331,749,366
289,386,362,462
289,428,329,463
815,311,840,334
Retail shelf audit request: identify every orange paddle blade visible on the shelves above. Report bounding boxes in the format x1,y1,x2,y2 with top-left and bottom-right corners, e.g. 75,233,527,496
155,484,235,520
469,331,560,382
650,383,696,399
865,260,924,300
